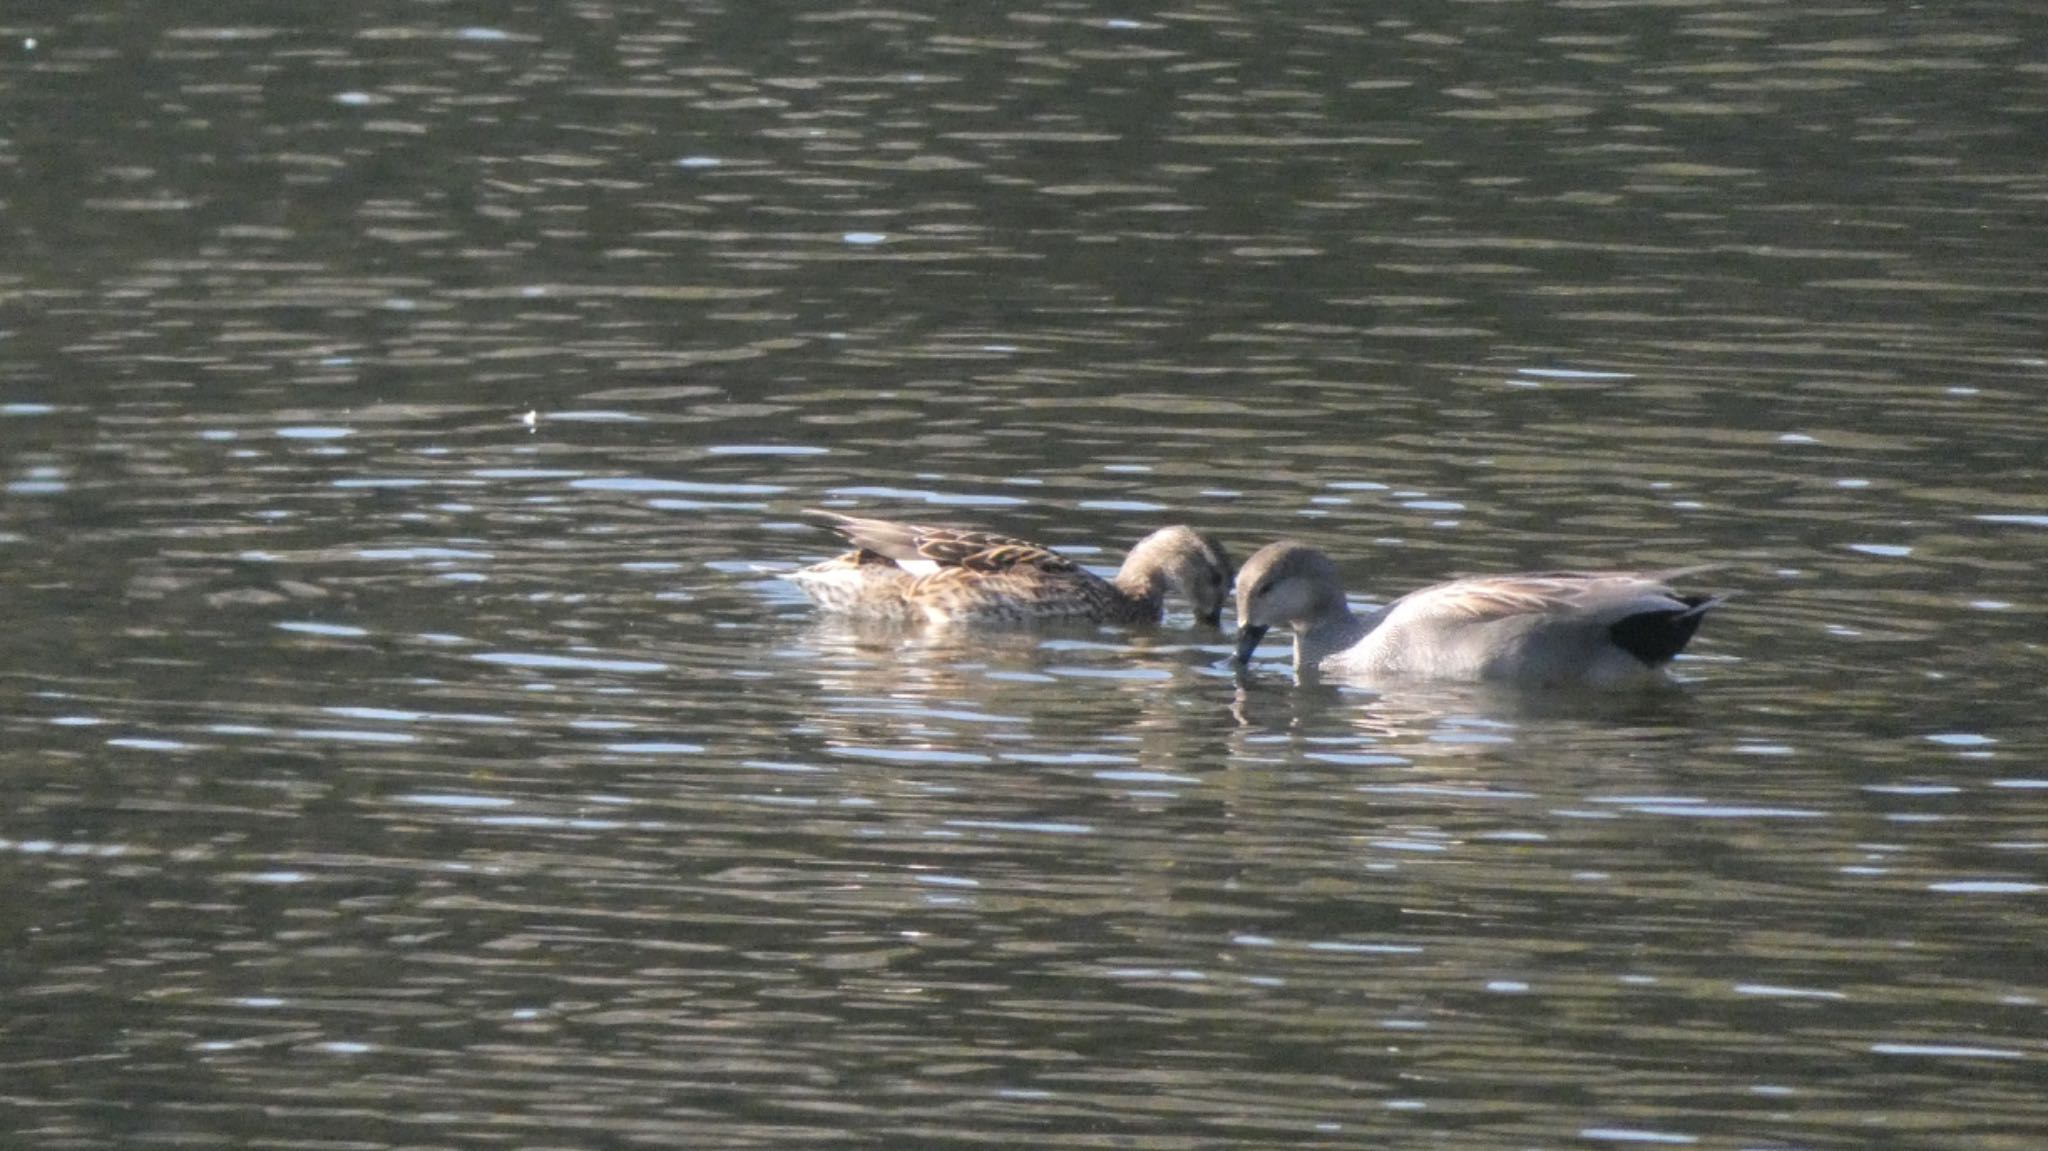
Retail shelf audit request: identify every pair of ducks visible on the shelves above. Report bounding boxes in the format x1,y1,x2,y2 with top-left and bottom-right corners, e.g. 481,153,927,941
787,510,1723,688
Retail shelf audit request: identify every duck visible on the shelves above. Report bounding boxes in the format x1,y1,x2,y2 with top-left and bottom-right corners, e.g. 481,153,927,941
1230,540,1724,687
785,510,1235,627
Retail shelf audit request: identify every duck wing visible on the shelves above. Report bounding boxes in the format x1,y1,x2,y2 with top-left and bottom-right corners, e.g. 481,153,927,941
1397,571,1703,623
811,511,1079,575
953,541,1080,574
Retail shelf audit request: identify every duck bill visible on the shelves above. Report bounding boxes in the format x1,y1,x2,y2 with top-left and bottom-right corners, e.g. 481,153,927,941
1230,624,1270,667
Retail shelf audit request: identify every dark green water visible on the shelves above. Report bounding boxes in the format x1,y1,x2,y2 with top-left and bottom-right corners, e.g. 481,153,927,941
2,2,2042,1147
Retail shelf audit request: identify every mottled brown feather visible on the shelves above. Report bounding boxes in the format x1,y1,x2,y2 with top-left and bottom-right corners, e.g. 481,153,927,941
956,542,1078,574
816,513,1038,568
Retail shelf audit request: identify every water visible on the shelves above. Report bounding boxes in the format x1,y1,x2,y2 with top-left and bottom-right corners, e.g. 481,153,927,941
3,2,2043,1147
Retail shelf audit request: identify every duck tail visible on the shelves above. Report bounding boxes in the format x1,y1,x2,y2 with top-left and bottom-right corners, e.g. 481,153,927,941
1609,593,1727,667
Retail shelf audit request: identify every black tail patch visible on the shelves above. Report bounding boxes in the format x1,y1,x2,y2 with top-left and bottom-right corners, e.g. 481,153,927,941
1608,595,1720,667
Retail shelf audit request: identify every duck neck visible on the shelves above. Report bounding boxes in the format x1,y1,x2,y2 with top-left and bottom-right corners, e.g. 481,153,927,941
1297,602,1370,666
1111,558,1170,611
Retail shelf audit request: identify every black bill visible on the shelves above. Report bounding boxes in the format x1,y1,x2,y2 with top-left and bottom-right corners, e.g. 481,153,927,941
1230,624,1269,667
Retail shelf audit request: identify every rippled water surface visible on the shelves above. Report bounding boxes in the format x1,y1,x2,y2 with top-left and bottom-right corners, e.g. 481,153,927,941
3,1,2044,1147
